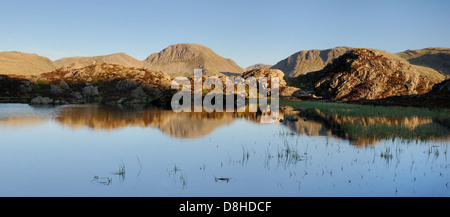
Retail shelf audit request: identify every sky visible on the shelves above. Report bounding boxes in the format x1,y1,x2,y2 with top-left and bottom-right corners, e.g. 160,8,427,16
0,0,449,68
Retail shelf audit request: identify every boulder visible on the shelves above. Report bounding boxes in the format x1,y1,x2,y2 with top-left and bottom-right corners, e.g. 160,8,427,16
82,85,98,97
30,96,53,105
50,85,63,94
59,80,70,91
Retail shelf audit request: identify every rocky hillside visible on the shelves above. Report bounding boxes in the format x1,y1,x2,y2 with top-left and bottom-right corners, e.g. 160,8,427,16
143,43,244,77
271,46,353,78
297,48,436,101
1,63,174,106
245,63,273,71
397,47,450,75
0,51,56,76
54,52,144,69
240,68,287,89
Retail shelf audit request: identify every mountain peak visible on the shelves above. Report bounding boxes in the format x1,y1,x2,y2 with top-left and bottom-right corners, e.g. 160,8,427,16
144,43,243,76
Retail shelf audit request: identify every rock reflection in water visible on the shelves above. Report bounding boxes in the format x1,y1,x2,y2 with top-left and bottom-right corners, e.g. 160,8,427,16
1,104,449,144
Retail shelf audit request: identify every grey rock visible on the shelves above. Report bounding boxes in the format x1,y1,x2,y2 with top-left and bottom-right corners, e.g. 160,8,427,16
59,81,70,91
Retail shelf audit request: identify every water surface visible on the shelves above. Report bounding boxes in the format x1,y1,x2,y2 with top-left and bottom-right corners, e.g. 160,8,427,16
0,103,449,196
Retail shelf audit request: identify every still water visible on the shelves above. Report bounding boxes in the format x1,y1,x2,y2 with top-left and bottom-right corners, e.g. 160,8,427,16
0,103,449,196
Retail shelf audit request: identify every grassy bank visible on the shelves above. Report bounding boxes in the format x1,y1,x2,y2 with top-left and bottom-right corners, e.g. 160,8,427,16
280,100,450,120
280,100,450,144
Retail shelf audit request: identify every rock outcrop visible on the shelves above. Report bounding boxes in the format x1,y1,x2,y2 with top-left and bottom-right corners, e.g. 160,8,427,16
240,68,287,87
40,63,171,90
27,63,173,105
240,68,287,96
297,48,436,101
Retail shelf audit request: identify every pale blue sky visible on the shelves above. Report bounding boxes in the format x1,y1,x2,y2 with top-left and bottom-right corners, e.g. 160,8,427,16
0,0,449,68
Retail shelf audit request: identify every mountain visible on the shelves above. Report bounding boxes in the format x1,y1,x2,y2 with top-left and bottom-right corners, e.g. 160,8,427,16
271,46,353,78
143,43,244,77
397,47,450,75
54,52,144,69
297,48,436,101
245,63,273,71
0,51,56,76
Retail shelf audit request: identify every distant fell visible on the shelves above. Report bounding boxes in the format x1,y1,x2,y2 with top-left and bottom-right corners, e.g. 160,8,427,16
271,46,353,78
0,51,56,76
397,47,450,75
143,43,244,77
54,52,144,69
245,63,273,71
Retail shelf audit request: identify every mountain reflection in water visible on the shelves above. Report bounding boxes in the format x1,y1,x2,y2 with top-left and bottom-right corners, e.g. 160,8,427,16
1,103,448,145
